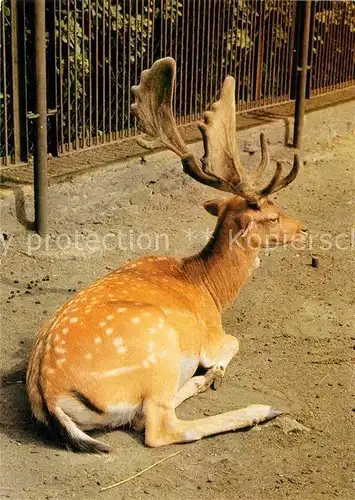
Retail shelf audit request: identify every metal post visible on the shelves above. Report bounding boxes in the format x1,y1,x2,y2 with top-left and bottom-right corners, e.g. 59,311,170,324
33,0,48,236
293,0,312,150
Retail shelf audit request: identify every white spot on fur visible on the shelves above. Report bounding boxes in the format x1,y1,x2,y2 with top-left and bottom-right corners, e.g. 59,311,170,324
62,327,69,335
106,314,114,320
147,353,157,364
117,307,127,313
99,321,106,327
54,346,66,354
56,358,66,366
85,353,93,360
168,328,176,339
89,365,140,378
105,328,113,335
116,346,127,354
70,317,79,324
94,337,102,344
113,337,123,346
148,327,156,335
131,317,140,324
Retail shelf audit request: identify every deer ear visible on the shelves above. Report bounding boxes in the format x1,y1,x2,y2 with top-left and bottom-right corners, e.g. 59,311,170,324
203,199,223,217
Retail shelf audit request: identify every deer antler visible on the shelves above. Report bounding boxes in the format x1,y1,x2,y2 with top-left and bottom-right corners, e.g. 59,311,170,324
131,58,187,157
131,58,300,202
131,58,238,194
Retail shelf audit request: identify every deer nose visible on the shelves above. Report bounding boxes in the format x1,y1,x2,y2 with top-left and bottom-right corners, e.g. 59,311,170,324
300,224,308,235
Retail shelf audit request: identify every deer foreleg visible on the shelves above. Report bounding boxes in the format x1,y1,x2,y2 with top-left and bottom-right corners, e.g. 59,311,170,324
173,366,225,408
173,334,239,408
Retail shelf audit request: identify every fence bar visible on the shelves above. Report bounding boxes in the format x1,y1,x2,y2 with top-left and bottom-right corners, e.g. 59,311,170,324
58,0,64,152
293,0,312,150
74,0,78,149
255,1,264,101
88,0,92,146
10,0,21,163
1,4,9,164
95,0,99,143
47,0,58,157
33,0,48,236
121,0,126,137
81,0,86,146
102,0,106,142
107,0,111,141
194,0,201,119
66,0,71,150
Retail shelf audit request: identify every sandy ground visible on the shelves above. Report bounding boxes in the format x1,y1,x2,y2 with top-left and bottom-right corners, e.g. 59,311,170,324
0,131,354,499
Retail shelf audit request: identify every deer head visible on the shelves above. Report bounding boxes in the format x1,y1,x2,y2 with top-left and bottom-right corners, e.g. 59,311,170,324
202,196,306,251
131,57,307,252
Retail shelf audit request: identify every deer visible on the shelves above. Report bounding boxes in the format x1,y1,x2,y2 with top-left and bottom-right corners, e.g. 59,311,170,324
26,57,307,453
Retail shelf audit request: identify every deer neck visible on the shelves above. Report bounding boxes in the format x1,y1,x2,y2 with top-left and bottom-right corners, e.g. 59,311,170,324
182,221,260,311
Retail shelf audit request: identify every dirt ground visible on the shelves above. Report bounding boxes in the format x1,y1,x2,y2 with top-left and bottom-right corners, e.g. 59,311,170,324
0,130,354,499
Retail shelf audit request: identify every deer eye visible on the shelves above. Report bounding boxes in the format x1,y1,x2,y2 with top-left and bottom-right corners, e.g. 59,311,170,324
269,216,279,224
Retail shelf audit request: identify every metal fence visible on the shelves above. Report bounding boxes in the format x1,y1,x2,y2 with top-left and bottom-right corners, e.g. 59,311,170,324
1,0,355,167
310,0,355,96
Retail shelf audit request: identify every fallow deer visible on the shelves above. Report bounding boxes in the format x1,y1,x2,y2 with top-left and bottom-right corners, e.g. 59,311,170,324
27,58,307,453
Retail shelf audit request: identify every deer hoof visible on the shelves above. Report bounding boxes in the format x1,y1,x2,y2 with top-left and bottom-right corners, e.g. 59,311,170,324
203,365,225,392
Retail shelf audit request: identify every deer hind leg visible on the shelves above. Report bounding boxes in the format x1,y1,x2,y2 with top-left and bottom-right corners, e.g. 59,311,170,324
133,369,221,429
144,334,280,447
144,399,281,447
